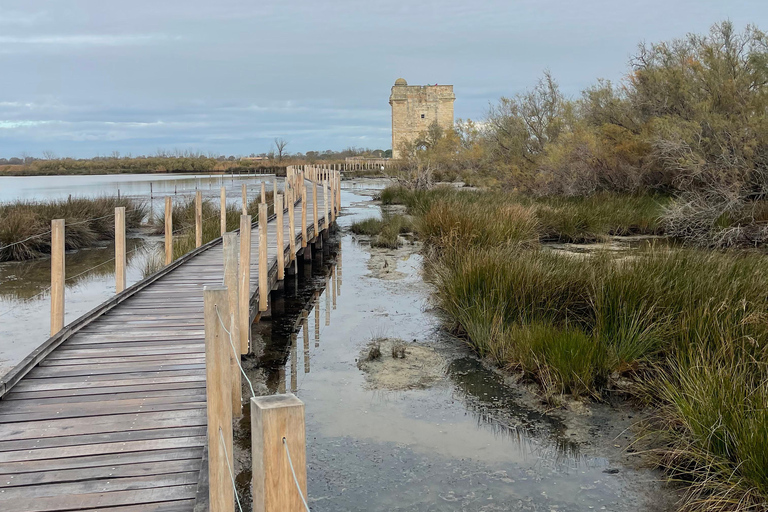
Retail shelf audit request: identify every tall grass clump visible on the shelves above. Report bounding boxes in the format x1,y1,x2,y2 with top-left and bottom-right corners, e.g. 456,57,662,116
350,213,412,249
0,196,148,261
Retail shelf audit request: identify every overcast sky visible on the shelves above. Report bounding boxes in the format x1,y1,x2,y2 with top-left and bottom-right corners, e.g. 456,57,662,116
0,0,763,158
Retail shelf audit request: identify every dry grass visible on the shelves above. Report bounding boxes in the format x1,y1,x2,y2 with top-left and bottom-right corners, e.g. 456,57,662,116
0,197,148,261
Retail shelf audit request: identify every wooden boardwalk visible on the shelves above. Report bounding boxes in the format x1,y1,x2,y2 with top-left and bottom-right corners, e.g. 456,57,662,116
0,180,330,512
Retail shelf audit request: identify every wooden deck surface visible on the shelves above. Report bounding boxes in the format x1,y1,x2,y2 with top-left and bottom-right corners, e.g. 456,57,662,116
0,180,328,512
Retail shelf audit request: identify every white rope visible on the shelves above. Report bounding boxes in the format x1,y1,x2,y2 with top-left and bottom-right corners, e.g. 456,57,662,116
282,437,311,511
218,427,244,512
214,304,256,398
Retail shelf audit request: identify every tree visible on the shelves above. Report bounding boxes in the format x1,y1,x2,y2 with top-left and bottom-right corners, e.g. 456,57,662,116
42,150,57,160
273,138,289,163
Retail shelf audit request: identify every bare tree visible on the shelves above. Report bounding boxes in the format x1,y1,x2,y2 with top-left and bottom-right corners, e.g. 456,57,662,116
41,150,57,160
273,138,289,163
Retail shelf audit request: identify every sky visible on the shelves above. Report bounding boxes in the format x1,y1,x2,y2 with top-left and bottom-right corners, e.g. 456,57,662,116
0,0,764,158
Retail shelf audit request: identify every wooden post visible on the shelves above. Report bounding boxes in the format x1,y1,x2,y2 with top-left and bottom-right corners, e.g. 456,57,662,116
300,182,308,248
323,180,329,228
222,233,242,416
259,203,268,312
115,207,126,294
290,334,297,392
288,188,296,261
312,182,318,238
302,311,310,371
220,187,227,236
242,183,248,215
195,190,202,248
273,177,278,203
276,194,285,280
50,219,65,336
239,214,252,354
261,182,266,203
203,286,235,512
165,196,173,265
336,171,341,212
251,394,307,512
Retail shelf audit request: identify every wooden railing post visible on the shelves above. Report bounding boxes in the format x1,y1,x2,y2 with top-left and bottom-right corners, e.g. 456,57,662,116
276,194,285,280
323,180,329,228
301,182,308,248
115,207,126,294
251,394,307,512
261,182,266,204
312,182,318,238
50,219,65,336
220,187,227,236
203,286,235,512
222,233,242,416
165,196,173,265
239,214,252,354
242,183,248,215
288,187,296,261
195,190,203,248
259,203,268,312
273,177,278,204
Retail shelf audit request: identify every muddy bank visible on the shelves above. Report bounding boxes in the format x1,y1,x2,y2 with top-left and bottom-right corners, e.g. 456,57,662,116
228,183,678,511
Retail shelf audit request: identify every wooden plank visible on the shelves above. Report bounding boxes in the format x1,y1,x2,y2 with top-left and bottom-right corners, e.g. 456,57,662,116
0,410,206,442
0,484,199,512
0,447,203,475
0,436,206,463
0,426,206,454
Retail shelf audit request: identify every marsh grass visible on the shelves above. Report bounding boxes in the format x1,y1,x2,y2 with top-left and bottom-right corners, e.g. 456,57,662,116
0,197,148,261
381,185,666,243
350,213,412,249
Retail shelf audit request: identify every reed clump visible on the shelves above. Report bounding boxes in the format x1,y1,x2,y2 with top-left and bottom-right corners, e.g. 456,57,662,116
0,197,148,261
350,213,413,249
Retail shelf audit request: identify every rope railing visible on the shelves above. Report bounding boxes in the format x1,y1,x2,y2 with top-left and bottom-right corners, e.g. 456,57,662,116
283,436,311,511
219,427,244,512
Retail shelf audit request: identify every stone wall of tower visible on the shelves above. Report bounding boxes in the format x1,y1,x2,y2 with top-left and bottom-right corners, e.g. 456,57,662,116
390,82,455,159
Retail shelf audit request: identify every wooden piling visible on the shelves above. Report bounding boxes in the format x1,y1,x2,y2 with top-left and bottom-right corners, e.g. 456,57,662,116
312,182,318,238
239,214,252,354
203,286,235,512
259,203,268,312
276,194,285,280
50,219,65,336
222,233,242,416
251,394,307,512
195,190,202,248
323,181,329,227
261,182,266,203
242,183,248,215
165,196,173,265
115,207,126,294
301,182,308,248
288,187,296,261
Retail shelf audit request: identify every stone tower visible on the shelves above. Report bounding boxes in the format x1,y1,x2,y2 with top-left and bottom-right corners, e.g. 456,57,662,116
389,78,455,159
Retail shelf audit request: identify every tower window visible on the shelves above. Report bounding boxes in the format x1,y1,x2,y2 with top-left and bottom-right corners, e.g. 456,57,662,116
420,114,425,119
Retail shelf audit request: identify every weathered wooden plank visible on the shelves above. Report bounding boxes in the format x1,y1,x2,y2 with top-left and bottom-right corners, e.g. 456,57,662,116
0,484,199,512
0,410,207,442
0,436,206,463
0,426,207,454
0,447,203,474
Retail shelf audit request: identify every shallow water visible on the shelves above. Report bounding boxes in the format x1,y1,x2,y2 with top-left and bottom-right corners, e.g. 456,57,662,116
232,186,675,511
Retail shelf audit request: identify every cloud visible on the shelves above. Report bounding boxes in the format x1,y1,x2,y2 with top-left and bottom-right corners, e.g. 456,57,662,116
0,34,179,46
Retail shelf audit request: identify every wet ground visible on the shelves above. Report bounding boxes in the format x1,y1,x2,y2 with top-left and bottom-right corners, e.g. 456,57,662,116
232,184,677,512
